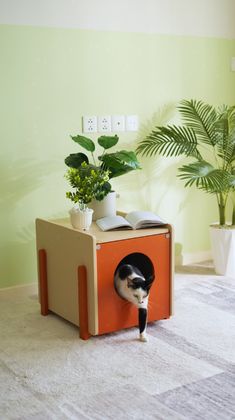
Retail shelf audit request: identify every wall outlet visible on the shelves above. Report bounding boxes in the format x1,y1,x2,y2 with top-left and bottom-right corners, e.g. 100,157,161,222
126,115,139,131
98,115,111,132
83,116,97,133
111,115,125,132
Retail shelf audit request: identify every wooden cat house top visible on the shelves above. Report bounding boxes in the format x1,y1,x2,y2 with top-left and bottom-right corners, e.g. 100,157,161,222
36,217,174,339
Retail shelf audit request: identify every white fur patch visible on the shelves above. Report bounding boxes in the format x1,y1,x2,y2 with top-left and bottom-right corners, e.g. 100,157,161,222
115,278,148,309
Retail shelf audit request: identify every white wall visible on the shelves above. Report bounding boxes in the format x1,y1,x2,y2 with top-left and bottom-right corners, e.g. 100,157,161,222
0,0,235,38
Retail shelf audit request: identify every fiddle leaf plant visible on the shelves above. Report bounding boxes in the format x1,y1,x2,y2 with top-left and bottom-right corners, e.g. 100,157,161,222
65,134,141,200
136,100,235,226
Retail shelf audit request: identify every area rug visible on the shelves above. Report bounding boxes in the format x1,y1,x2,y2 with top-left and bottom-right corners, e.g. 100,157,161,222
0,262,235,419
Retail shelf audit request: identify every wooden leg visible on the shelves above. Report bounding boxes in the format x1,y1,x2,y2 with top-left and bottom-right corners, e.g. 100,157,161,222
38,249,49,316
78,265,91,340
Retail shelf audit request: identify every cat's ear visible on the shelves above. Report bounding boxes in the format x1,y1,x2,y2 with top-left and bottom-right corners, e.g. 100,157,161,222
146,274,154,290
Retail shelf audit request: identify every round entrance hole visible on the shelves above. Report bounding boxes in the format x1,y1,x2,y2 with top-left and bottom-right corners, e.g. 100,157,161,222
114,252,155,280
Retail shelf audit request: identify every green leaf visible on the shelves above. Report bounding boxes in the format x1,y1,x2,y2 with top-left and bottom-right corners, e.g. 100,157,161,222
65,153,89,168
179,99,217,146
94,181,112,201
136,125,201,160
215,106,235,164
178,161,229,193
98,135,119,149
70,134,95,152
99,150,141,178
228,174,235,189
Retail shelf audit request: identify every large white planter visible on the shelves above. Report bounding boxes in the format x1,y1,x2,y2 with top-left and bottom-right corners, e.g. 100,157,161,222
69,207,93,230
90,191,116,221
210,225,235,278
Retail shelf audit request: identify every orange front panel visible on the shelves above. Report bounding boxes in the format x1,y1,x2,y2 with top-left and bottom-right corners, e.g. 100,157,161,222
96,234,170,335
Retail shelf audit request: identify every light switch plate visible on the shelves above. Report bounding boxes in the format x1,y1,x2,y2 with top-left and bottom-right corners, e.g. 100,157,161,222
126,115,139,131
111,115,125,132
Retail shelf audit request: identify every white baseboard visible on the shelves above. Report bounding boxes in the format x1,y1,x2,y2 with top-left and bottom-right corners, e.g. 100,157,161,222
0,282,38,299
175,250,212,266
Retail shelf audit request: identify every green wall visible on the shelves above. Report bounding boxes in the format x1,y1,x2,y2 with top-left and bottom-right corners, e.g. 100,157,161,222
0,24,235,287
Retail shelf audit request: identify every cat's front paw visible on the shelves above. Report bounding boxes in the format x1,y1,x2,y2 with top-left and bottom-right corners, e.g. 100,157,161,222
139,334,148,342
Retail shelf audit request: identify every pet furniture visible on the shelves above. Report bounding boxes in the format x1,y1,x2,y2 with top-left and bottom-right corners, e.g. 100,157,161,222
36,216,174,339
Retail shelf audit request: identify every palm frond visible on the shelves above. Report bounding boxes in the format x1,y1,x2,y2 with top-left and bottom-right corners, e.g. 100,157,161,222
178,161,229,193
179,99,217,146
216,106,235,164
136,125,202,160
228,173,235,190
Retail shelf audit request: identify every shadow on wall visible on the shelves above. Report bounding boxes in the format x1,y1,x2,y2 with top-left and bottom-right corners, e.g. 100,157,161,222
115,154,183,211
0,157,61,207
0,156,65,288
115,104,180,211
0,209,67,288
137,102,178,140
0,236,36,288
175,242,183,266
114,105,209,265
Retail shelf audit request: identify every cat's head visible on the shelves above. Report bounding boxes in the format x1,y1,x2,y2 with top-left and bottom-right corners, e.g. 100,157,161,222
127,274,154,307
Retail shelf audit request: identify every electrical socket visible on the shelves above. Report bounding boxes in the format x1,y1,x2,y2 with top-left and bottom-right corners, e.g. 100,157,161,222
98,115,111,132
83,116,97,133
111,115,125,132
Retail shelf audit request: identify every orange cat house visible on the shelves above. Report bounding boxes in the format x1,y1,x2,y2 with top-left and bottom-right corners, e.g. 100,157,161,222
36,218,174,339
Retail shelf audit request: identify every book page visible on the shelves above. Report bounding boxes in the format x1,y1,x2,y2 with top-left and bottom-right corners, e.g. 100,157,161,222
96,215,132,231
125,211,166,229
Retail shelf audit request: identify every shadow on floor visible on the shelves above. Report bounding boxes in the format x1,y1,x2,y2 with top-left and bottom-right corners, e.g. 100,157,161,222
175,260,216,275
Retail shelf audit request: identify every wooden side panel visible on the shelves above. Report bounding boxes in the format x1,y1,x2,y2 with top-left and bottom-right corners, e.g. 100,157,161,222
38,249,49,315
78,265,91,340
35,219,98,335
96,233,171,335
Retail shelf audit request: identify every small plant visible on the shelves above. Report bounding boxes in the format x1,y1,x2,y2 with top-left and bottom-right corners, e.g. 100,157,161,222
136,100,235,226
65,134,141,200
65,162,110,210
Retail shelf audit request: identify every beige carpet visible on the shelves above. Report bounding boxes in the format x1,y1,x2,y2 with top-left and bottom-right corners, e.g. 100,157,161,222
1,262,235,419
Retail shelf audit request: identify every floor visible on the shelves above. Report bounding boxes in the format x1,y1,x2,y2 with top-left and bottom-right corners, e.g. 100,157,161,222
0,262,235,419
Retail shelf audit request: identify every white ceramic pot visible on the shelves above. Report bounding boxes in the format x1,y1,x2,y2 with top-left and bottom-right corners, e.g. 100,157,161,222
69,207,93,230
210,225,235,277
90,191,116,221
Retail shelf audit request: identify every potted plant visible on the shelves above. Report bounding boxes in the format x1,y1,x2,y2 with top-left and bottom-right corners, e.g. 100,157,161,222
136,99,235,276
65,134,141,220
65,161,110,230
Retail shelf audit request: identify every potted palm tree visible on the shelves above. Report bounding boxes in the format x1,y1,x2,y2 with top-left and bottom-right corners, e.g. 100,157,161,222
65,134,141,220
136,99,235,276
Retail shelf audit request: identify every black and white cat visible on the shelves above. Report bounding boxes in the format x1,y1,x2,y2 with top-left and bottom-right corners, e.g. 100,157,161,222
114,264,154,342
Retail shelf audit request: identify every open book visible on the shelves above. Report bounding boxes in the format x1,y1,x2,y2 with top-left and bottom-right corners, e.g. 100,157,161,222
96,211,167,231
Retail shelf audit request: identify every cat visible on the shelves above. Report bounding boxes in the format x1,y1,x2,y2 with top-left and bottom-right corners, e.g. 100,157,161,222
114,264,154,342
